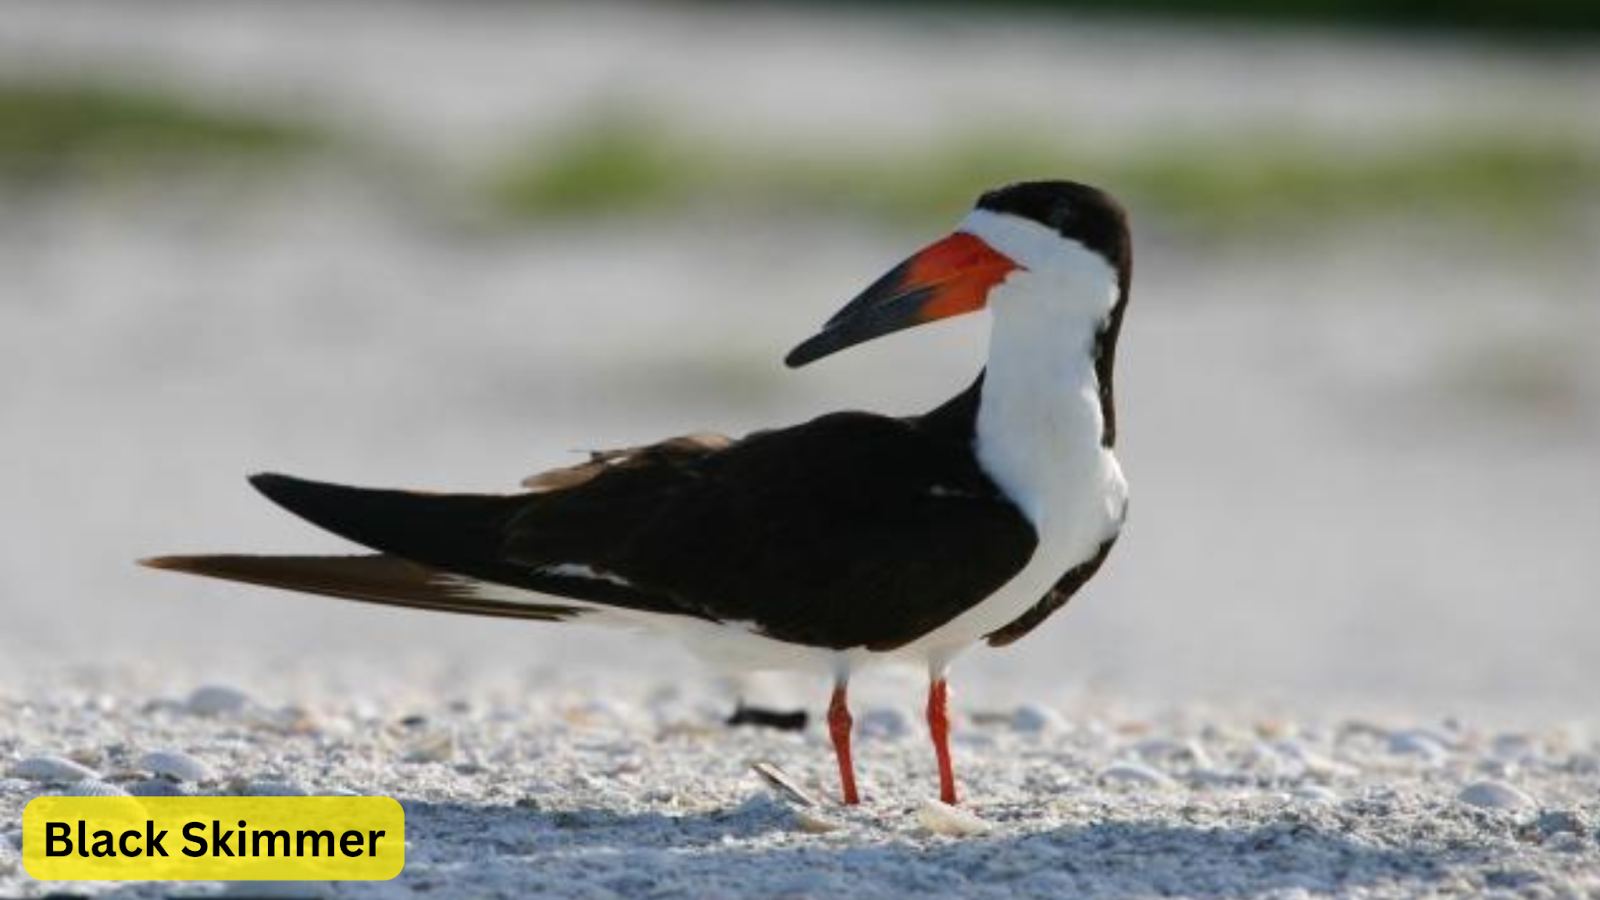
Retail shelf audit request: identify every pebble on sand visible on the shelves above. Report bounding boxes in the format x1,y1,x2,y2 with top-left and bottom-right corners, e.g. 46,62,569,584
8,756,99,783
1531,810,1587,838
1457,780,1536,811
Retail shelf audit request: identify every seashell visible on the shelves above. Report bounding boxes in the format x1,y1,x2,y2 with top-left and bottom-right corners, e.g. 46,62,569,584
917,798,993,837
129,778,194,797
750,761,819,808
185,685,251,716
1271,740,1356,779
1458,780,1535,811
1387,729,1450,763
137,750,213,783
248,706,319,736
55,779,131,797
794,808,843,833
8,756,99,783
1491,733,1540,763
1098,761,1176,789
1010,703,1067,735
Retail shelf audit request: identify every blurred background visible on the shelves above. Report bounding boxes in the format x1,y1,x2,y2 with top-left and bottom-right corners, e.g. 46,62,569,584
1,1,1596,721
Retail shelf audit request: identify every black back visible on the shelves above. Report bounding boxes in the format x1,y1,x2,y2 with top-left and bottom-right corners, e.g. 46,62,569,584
249,378,1041,652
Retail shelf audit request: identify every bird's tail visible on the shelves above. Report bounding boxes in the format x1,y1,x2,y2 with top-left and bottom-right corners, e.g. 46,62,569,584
138,553,581,622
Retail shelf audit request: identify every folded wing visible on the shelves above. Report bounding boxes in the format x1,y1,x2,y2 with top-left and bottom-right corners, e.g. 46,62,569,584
149,381,1039,651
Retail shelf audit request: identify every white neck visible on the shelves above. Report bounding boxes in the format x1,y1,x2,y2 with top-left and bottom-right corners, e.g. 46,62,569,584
958,210,1125,534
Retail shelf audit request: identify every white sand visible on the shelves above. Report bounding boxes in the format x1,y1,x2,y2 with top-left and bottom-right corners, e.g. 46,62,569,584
3,676,1597,898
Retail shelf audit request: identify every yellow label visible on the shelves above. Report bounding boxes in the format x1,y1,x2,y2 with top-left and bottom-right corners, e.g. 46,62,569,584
23,796,404,881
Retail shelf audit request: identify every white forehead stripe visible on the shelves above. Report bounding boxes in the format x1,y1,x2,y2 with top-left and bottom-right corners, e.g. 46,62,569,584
957,208,1113,282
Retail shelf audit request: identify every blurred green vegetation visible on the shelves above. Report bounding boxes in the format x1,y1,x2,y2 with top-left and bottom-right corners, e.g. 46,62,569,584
0,81,318,184
488,116,1600,239
6,76,1595,242
836,0,1600,36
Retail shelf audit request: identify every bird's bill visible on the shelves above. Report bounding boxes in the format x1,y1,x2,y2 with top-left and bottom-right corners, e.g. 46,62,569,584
785,232,1019,367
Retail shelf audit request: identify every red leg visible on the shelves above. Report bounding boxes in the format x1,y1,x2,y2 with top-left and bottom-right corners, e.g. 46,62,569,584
927,678,957,804
828,682,860,805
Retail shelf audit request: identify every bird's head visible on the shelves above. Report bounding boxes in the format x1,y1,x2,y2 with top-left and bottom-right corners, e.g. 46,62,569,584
786,180,1130,367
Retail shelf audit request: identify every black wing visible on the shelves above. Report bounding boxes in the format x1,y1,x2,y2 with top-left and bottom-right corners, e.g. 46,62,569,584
187,379,1039,651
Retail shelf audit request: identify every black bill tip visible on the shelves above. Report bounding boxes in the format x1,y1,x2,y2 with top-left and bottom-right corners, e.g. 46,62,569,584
783,333,837,369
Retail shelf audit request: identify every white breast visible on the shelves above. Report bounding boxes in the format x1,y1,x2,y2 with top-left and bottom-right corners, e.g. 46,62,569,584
889,213,1129,671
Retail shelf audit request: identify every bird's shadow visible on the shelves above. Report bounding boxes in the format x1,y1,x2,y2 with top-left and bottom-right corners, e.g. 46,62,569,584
378,797,1504,898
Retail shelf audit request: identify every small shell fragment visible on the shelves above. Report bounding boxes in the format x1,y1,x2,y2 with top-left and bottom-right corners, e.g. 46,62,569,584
750,761,820,808
137,750,214,783
186,685,251,717
1458,780,1535,811
794,808,842,833
402,730,455,763
917,799,993,837
9,756,100,783
1098,761,1177,789
1289,785,1340,804
1134,738,1213,769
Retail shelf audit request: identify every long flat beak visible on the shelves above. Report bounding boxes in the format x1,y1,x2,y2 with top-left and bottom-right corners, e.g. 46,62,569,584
785,232,1019,368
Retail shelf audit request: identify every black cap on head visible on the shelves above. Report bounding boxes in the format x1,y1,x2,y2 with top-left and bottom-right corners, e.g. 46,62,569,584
976,181,1130,275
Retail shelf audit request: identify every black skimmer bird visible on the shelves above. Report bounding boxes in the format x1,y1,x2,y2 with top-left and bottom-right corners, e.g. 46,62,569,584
143,180,1131,806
